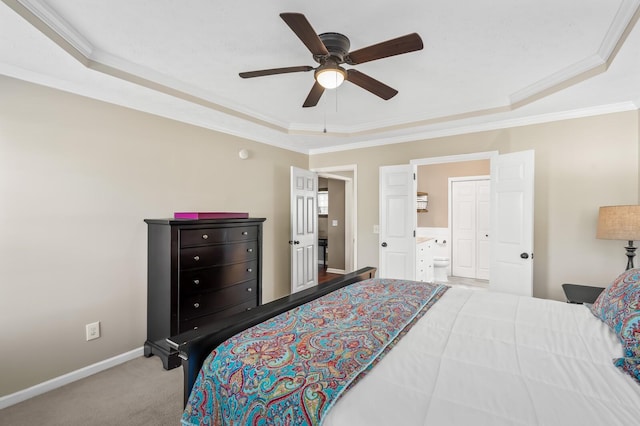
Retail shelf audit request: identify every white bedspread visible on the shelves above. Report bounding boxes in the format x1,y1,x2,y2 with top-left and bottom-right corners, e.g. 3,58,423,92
324,287,640,425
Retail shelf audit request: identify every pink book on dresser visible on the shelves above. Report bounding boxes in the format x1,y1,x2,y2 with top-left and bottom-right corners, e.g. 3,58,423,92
173,212,249,219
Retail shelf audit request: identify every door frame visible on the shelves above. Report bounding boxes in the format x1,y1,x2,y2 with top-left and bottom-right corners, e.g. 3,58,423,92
311,164,357,273
411,151,497,279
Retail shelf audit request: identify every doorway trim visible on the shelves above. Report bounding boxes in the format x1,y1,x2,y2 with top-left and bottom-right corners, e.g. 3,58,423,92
410,151,499,167
311,164,358,273
411,151,497,281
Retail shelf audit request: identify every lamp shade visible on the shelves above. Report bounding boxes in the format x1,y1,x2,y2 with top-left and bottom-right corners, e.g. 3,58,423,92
596,205,640,241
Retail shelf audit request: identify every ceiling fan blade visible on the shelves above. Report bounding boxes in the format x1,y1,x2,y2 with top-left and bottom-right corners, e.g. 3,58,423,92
346,69,398,100
346,33,423,65
280,13,329,57
239,66,314,79
303,81,325,107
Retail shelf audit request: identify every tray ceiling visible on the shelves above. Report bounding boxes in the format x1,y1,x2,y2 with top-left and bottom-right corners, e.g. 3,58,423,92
1,0,640,153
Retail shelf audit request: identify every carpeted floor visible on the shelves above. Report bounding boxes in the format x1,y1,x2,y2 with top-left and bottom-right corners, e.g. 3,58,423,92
0,355,183,426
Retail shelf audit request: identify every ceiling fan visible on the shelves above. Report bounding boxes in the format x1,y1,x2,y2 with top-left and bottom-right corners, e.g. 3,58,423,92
239,13,424,108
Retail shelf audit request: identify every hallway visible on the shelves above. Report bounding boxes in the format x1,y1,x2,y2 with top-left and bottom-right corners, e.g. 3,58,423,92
318,266,342,284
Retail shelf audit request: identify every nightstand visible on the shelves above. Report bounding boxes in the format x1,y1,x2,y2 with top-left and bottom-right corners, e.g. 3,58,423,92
561,283,605,304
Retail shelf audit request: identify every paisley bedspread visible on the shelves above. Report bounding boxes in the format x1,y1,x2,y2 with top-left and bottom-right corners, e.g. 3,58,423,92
181,278,449,426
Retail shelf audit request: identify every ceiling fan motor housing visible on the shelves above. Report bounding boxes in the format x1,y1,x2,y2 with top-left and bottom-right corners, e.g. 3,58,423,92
315,32,351,63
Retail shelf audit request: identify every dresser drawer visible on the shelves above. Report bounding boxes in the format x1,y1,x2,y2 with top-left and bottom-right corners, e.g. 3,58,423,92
180,281,258,321
180,260,258,295
180,226,258,248
180,228,227,247
226,226,258,242
179,299,258,332
180,241,258,269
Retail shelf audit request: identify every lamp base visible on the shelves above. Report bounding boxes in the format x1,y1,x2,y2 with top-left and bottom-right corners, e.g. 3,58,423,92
625,240,636,270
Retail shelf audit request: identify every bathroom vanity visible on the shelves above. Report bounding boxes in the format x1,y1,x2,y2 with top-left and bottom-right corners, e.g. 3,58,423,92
416,237,435,282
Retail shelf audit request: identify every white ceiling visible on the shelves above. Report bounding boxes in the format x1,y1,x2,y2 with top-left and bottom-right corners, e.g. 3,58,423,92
1,0,640,154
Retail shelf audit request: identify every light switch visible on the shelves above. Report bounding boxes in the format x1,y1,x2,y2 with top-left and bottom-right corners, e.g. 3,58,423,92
332,219,338,226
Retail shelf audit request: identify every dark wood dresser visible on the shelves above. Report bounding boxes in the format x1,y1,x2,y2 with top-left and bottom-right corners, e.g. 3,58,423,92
143,217,266,369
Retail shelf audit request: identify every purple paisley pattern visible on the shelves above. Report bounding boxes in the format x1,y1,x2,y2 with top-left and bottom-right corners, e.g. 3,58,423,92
181,278,448,426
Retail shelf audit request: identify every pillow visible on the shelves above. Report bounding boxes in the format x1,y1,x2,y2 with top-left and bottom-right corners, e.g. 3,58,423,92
619,309,640,359
589,268,640,360
614,358,640,384
589,268,640,330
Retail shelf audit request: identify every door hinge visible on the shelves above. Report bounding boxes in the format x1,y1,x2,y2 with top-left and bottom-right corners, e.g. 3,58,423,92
413,230,416,237
413,173,416,180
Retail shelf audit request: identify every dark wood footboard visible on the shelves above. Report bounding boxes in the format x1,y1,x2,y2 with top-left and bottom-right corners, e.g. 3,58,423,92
167,266,377,405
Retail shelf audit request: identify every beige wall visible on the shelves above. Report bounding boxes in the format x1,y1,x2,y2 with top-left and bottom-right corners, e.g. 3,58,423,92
417,160,490,227
328,179,346,270
0,76,307,396
310,110,639,302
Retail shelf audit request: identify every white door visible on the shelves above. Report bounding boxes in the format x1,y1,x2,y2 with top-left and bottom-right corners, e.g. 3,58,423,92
452,179,490,279
476,180,491,280
379,165,416,279
489,150,535,296
290,167,318,293
452,181,476,278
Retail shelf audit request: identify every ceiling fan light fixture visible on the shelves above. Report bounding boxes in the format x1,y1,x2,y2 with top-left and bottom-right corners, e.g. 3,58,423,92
315,62,346,89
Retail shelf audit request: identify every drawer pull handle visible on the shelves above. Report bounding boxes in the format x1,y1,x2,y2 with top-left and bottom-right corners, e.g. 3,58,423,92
242,231,248,235
246,307,252,311
247,248,253,253
247,268,253,272
193,255,200,261
193,279,200,285
202,234,208,240
194,303,200,308
193,326,198,330
247,287,252,292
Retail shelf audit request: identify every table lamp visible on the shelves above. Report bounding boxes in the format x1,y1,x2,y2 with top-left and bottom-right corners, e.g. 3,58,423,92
596,205,640,270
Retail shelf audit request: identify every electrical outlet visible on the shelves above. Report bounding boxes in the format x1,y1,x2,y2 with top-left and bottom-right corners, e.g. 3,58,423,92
86,321,100,341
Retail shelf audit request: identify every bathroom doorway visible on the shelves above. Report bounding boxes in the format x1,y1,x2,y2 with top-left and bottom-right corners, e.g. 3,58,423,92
416,157,490,283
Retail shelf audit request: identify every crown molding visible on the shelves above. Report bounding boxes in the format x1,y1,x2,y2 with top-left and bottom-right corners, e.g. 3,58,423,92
5,0,92,60
307,102,639,155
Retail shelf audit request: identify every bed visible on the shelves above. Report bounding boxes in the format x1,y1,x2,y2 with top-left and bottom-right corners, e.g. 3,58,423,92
168,267,640,425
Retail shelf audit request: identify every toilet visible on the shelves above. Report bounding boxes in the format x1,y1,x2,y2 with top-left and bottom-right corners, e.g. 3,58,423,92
433,256,450,282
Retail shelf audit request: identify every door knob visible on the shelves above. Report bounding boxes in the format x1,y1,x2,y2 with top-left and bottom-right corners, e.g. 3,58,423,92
520,252,529,259
381,242,387,247
288,240,300,245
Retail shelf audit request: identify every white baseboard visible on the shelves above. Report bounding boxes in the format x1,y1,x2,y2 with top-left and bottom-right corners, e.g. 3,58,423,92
326,268,345,274
0,347,144,410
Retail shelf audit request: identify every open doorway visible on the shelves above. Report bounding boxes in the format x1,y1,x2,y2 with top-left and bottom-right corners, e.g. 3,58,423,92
313,165,357,283
414,154,492,287
380,150,534,296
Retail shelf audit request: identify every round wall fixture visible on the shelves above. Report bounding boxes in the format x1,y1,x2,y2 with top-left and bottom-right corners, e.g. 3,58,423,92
238,148,249,160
